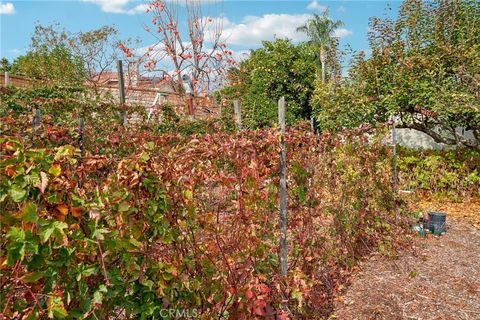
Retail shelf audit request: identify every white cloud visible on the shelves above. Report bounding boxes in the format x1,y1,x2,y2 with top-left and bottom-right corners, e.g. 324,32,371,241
307,0,327,12
333,28,352,38
337,5,346,13
127,3,149,15
8,48,22,55
84,0,220,14
83,0,128,13
221,14,311,46
218,14,352,46
0,2,15,15
83,0,148,15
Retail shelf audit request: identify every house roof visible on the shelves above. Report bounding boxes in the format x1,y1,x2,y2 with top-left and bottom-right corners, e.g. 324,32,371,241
92,72,118,85
90,72,178,93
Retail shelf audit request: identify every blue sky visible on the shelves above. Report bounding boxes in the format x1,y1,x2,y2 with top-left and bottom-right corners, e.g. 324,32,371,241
0,0,401,66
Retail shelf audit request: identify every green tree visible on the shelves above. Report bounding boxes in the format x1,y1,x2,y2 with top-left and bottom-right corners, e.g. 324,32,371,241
296,10,344,83
221,39,317,128
10,22,125,90
11,45,85,86
68,26,120,91
313,0,480,150
0,58,11,72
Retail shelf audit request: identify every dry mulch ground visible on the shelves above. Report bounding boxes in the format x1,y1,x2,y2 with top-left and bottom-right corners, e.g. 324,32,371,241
332,198,480,320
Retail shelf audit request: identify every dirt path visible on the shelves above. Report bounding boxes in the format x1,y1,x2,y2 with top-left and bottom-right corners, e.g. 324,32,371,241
332,219,480,320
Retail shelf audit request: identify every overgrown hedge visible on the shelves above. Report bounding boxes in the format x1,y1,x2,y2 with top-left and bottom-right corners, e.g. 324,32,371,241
0,123,405,319
397,147,480,198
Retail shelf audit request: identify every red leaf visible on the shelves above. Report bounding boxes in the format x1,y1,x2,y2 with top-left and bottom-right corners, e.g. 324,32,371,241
258,284,270,294
253,299,266,316
245,289,254,300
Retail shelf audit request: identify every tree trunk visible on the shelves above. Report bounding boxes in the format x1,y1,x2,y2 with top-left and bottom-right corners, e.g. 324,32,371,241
320,44,326,83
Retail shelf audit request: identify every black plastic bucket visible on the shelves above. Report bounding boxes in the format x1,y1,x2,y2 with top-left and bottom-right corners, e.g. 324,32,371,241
428,212,446,235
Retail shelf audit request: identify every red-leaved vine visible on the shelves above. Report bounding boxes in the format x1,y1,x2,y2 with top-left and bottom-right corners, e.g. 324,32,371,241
0,105,408,319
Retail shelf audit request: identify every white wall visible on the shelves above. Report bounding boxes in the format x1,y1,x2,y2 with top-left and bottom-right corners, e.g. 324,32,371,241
396,127,476,150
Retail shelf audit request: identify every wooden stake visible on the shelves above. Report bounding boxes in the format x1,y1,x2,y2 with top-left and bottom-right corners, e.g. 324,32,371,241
117,60,127,125
4,71,10,86
79,116,85,153
233,99,242,130
392,116,399,223
33,107,41,136
278,96,287,277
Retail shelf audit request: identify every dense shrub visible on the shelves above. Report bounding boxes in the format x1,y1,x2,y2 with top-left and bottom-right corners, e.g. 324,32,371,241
220,39,317,128
398,147,480,198
312,0,480,150
0,121,406,319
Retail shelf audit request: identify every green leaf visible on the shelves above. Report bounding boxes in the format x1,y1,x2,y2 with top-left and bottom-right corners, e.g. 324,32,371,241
76,265,97,282
22,271,45,283
145,141,155,151
92,291,103,305
21,202,38,223
129,238,142,248
183,189,193,200
39,224,55,244
118,202,130,212
6,227,26,265
54,145,76,161
139,151,150,163
46,191,61,204
9,184,27,202
141,279,154,290
48,296,67,319
39,221,67,243
92,228,109,240
291,289,304,308
92,284,107,305
48,164,62,177
0,191,7,203
6,226,26,242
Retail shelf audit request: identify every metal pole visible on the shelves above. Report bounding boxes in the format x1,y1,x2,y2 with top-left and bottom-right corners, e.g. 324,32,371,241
117,60,127,125
233,99,242,130
278,96,287,277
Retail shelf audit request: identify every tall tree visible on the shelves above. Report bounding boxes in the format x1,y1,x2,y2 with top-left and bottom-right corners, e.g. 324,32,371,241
312,0,480,150
30,23,128,91
119,0,234,96
297,10,344,83
11,45,85,86
220,39,317,128
0,58,11,72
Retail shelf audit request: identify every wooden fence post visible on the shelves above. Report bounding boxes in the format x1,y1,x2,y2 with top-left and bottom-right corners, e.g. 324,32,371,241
278,96,287,277
233,99,242,130
33,107,41,136
117,60,127,125
79,116,85,153
4,71,10,86
187,94,194,121
392,117,398,186
391,116,399,223
78,116,85,188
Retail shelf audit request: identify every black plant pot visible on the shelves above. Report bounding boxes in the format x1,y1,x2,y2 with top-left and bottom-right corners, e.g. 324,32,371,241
428,212,447,235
